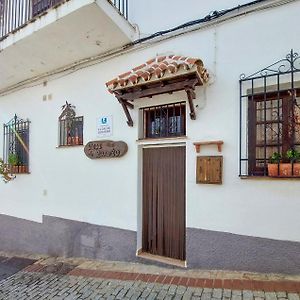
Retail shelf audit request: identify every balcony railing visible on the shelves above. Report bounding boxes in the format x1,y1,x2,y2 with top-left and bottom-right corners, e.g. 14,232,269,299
0,0,129,41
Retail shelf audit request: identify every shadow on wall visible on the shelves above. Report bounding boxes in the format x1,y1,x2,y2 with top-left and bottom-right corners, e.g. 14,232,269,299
0,214,137,262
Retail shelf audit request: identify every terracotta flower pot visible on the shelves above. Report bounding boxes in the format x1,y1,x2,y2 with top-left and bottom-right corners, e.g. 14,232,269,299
267,163,279,176
74,136,79,145
292,163,300,176
279,163,292,177
11,165,18,173
67,136,72,145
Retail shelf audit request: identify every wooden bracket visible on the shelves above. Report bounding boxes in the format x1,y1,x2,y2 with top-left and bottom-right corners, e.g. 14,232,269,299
118,97,134,127
113,76,201,126
185,87,196,120
193,140,224,153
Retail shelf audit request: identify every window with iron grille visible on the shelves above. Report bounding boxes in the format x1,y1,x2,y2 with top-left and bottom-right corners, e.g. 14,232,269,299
3,115,30,174
58,102,83,146
141,102,186,139
239,50,300,177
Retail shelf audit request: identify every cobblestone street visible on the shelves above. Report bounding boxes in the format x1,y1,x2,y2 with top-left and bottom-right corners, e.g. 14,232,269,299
0,271,299,300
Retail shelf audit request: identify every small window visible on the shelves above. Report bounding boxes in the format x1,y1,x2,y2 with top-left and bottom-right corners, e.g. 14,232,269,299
141,102,186,139
3,115,30,174
239,50,300,177
247,90,300,176
58,102,83,146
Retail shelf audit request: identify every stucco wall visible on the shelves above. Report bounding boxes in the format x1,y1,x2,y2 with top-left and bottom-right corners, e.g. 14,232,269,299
0,0,300,250
129,0,258,35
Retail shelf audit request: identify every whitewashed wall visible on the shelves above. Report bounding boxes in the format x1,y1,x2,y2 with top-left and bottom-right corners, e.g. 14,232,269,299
0,0,300,244
129,0,255,36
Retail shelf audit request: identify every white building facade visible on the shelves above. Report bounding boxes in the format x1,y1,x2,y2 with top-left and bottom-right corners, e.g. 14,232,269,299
0,0,299,274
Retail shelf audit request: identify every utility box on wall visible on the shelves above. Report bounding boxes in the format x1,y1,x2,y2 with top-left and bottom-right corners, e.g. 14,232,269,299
196,156,223,184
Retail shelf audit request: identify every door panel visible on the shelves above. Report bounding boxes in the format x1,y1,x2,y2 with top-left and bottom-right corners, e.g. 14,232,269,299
142,146,186,260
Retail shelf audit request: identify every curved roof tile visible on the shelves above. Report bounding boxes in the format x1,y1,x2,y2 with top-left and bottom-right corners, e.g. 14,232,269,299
106,55,209,92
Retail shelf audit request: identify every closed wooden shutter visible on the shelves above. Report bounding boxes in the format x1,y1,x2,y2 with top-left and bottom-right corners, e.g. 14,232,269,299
196,156,223,184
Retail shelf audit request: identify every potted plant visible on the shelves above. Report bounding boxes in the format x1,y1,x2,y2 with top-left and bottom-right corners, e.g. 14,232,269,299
8,153,19,173
286,149,300,176
268,152,282,176
0,158,15,183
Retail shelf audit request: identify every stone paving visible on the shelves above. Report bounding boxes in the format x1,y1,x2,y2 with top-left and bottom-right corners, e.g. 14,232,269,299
0,256,36,281
0,271,299,300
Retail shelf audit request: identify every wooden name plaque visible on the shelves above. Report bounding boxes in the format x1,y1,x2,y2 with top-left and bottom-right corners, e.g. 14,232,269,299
84,140,128,159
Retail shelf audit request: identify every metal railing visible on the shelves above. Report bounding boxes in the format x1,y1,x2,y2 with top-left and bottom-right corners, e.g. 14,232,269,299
111,0,128,20
0,0,129,41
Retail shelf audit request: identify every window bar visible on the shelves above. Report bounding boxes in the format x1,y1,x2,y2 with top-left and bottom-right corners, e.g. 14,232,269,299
12,0,17,29
62,119,64,146
166,104,169,137
60,120,65,146
155,105,158,137
263,77,267,176
172,103,175,136
2,125,4,164
4,124,7,165
22,121,25,172
251,79,255,176
59,119,61,145
13,116,17,170
142,109,145,138
6,0,8,35
277,74,280,176
11,0,15,34
18,0,21,29
17,0,20,29
2,0,5,37
17,119,20,173
26,0,29,24
183,103,186,136
179,102,182,136
6,124,9,165
290,50,295,175
239,80,242,176
159,105,163,137
80,117,83,145
7,0,10,38
147,107,150,138
20,120,22,172
18,118,21,173
25,120,28,171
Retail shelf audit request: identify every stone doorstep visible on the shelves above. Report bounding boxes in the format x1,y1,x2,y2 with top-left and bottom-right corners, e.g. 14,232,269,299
22,263,300,293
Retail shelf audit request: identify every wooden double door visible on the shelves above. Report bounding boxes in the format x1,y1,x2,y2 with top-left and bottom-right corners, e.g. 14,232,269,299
142,146,186,261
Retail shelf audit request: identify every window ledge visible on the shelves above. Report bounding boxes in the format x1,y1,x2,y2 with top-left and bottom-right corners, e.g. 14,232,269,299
137,136,188,144
56,144,84,149
240,176,300,180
